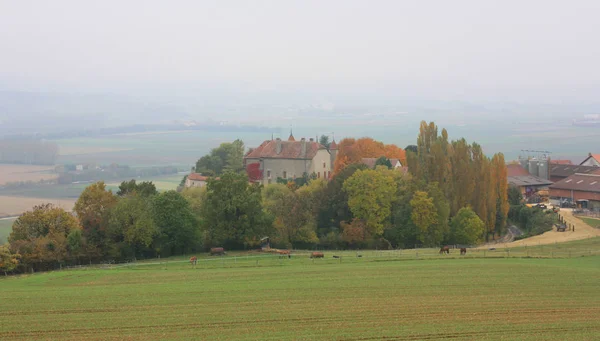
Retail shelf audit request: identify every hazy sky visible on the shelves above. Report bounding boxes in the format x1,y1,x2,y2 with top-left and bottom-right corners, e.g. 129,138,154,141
1,0,599,102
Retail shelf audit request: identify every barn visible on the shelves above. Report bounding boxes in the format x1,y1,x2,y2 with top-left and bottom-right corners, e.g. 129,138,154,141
549,173,600,210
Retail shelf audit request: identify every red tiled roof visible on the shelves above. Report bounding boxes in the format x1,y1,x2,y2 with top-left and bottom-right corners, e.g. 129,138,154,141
244,139,326,160
550,173,600,193
506,164,530,177
580,153,600,165
188,173,218,181
550,160,572,165
288,133,295,141
329,139,338,150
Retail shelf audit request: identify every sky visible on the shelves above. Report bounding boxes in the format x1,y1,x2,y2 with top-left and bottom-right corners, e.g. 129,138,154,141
1,0,600,103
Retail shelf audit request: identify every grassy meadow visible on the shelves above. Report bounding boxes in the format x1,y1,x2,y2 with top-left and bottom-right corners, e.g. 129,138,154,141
579,217,600,229
1,239,600,340
0,218,15,244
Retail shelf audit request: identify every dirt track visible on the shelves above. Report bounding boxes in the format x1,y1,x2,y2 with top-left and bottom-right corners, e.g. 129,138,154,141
479,208,600,249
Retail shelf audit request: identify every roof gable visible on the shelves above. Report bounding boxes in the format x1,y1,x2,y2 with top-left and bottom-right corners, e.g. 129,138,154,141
580,153,600,165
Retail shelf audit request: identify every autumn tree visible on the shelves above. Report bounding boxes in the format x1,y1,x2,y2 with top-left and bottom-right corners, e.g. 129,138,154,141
491,153,509,238
343,168,397,236
333,137,406,174
73,182,117,259
0,244,20,275
450,207,485,245
9,204,81,271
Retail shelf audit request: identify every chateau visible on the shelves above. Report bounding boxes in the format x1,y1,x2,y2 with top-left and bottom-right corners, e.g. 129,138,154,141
243,133,337,185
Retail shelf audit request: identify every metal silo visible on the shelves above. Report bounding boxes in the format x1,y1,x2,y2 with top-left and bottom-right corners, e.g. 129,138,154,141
538,158,549,180
529,158,539,177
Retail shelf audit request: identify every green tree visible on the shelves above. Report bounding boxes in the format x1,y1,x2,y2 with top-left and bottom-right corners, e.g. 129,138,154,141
508,185,523,205
152,191,200,256
375,156,393,169
319,135,331,149
450,207,485,245
202,172,273,249
405,145,418,154
73,182,117,259
108,194,157,259
343,169,397,236
196,139,245,175
117,180,158,197
410,191,438,246
425,182,450,245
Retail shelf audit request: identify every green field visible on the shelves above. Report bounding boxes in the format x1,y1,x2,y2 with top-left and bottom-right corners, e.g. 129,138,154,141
1,242,600,340
579,217,600,229
0,218,14,244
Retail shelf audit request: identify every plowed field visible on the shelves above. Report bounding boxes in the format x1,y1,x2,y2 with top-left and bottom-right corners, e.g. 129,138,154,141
1,256,599,340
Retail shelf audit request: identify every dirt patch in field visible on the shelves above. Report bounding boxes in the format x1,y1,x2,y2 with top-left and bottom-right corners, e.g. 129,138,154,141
479,208,600,249
0,164,57,185
0,196,75,217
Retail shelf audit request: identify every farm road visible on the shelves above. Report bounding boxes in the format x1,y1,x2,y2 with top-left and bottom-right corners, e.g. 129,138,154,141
480,209,600,249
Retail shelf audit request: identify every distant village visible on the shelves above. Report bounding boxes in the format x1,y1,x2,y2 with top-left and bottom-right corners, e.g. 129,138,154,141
184,132,600,212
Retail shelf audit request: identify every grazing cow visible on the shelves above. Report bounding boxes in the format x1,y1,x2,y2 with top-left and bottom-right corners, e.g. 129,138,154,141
460,248,467,255
439,246,450,254
189,256,197,265
310,252,324,259
277,250,291,259
210,247,225,256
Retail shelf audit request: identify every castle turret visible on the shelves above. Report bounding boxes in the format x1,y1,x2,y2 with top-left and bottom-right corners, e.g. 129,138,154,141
329,139,338,168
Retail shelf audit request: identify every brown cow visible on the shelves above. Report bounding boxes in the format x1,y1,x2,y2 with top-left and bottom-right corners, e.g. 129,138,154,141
210,247,225,256
460,248,467,255
439,246,450,254
277,250,291,259
310,252,324,258
189,256,197,265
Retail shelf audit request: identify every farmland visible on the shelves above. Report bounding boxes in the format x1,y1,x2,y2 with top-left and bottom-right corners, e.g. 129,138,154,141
0,218,14,244
1,243,599,340
0,164,57,185
0,196,75,217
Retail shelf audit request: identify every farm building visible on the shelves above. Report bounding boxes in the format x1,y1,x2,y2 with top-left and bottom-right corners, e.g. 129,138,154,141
361,157,403,170
507,164,553,201
549,173,600,210
185,173,217,188
244,133,334,185
579,153,600,167
549,163,600,183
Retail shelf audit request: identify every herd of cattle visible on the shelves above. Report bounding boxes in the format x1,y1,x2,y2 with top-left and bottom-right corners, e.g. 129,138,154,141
189,247,468,264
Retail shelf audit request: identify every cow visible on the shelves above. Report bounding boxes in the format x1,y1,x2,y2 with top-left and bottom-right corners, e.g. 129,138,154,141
277,250,291,259
310,252,324,259
460,248,467,255
189,256,197,265
439,246,450,254
210,247,225,256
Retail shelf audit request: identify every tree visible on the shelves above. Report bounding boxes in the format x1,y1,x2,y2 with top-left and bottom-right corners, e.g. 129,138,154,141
196,139,245,176
405,145,418,154
73,182,117,258
108,194,158,259
410,191,438,246
0,244,20,275
117,180,158,197
9,204,81,271
425,182,450,245
508,185,523,205
152,191,200,256
450,207,485,245
202,172,273,249
319,135,331,149
333,137,406,174
375,156,393,169
343,169,397,236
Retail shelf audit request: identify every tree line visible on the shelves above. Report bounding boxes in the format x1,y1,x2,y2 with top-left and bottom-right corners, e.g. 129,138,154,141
0,121,510,274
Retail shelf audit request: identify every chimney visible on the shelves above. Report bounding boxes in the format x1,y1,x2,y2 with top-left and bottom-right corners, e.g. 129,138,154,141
301,138,307,157
309,138,314,142
276,138,282,154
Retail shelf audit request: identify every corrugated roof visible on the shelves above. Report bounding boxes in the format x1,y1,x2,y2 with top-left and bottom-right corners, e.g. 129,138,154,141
508,175,553,187
507,164,530,177
550,173,600,193
549,164,600,177
244,139,326,160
